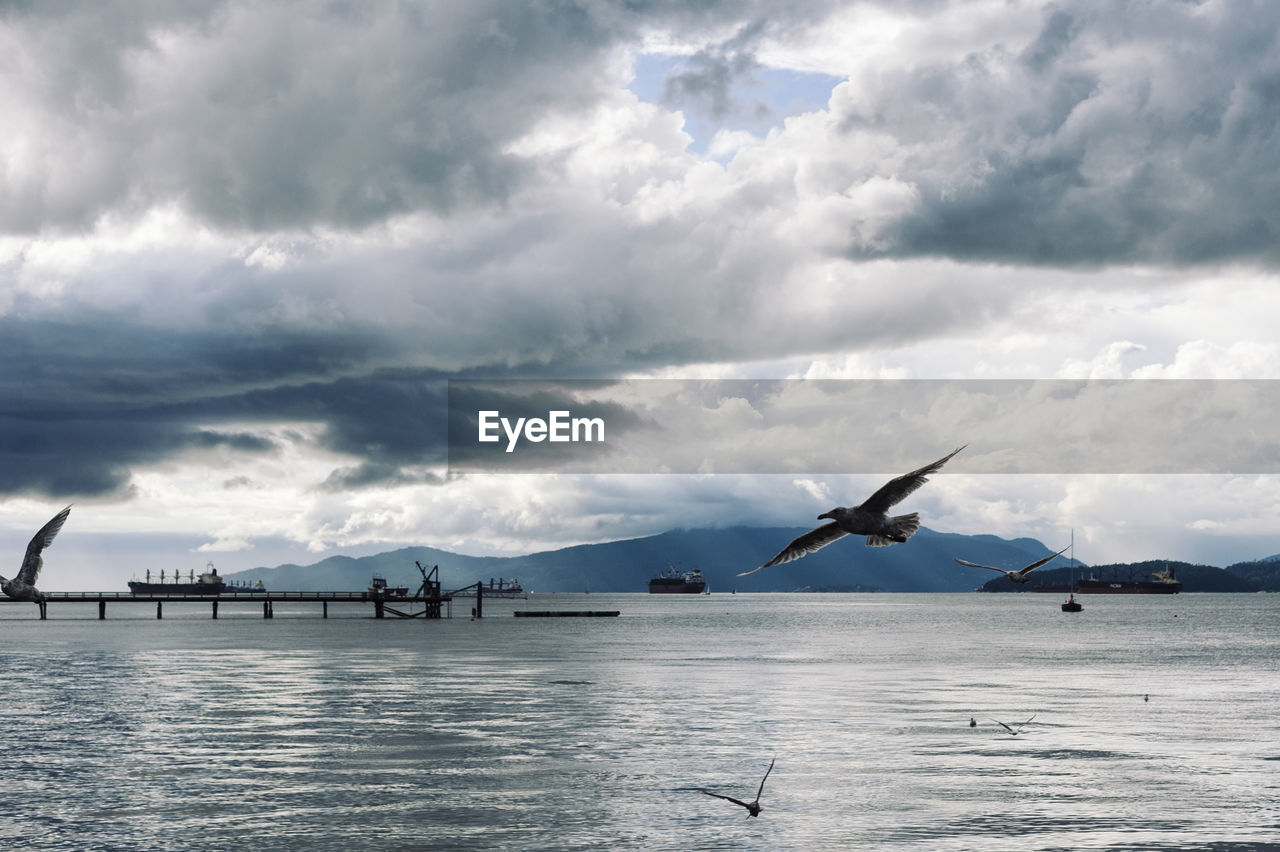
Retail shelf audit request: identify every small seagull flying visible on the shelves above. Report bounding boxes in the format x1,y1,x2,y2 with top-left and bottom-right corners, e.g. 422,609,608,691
740,446,965,577
697,758,775,818
954,545,1069,583
2,506,71,602
990,715,1036,736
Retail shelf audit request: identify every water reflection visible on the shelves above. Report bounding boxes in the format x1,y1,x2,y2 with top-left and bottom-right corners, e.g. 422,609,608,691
0,594,1274,850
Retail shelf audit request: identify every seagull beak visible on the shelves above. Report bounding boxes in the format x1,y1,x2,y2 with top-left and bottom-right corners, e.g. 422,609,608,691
817,511,833,520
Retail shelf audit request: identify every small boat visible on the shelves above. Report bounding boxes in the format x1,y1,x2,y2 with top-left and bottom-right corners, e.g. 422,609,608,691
1062,530,1083,612
648,565,707,594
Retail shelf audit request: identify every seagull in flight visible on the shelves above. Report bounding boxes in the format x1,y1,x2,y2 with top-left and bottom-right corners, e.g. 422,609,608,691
740,446,965,577
990,715,1036,735
954,545,1069,583
2,506,71,602
697,758,775,818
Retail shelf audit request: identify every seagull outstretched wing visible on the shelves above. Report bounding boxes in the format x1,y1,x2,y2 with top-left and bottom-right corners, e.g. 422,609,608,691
858,445,965,515
754,758,775,800
1015,547,1069,575
955,558,1006,573
18,506,71,585
739,524,847,576
697,789,754,810
955,546,1069,578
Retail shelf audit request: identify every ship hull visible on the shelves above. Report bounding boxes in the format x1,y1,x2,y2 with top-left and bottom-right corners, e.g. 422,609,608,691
453,579,526,598
129,582,225,595
1074,579,1181,594
127,582,267,595
647,581,707,594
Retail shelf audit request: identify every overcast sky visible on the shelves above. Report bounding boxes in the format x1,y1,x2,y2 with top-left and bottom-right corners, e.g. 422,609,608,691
5,0,1280,589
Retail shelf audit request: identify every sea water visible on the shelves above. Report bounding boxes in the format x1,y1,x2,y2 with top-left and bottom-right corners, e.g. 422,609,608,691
0,593,1276,851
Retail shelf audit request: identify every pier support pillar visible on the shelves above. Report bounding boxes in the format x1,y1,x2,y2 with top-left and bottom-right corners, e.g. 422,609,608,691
323,601,328,619
374,600,384,618
263,600,273,619
98,599,106,620
212,600,218,620
38,601,47,620
156,601,163,619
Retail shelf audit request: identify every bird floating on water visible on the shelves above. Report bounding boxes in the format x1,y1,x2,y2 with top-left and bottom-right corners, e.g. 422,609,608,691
739,446,965,577
990,715,1036,736
697,758,775,818
2,506,71,603
953,545,1069,583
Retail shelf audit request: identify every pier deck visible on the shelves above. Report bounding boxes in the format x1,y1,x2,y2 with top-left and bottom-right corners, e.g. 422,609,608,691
2,590,452,620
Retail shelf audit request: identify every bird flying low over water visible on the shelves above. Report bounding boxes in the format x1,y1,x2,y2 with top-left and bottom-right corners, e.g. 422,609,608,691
990,715,1036,735
2,506,71,602
953,545,1069,583
697,758,775,818
739,446,965,577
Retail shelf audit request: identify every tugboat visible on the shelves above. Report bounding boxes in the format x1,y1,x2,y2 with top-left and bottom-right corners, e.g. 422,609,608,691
647,565,707,594
128,562,267,595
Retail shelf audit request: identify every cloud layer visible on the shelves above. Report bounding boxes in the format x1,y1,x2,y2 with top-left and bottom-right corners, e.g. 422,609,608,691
4,0,1280,576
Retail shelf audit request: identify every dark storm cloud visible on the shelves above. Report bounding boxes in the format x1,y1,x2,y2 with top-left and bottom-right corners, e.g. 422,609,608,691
0,1,619,231
0,312,462,498
0,0,841,234
0,415,276,498
318,462,441,492
839,1,1280,266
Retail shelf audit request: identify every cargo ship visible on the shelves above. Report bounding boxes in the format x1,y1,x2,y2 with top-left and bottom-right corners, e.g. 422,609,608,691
1074,566,1181,594
452,577,528,599
647,566,707,594
128,563,266,595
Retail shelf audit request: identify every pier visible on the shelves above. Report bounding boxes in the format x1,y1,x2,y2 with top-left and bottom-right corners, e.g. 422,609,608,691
4,589,453,620
8,563,455,620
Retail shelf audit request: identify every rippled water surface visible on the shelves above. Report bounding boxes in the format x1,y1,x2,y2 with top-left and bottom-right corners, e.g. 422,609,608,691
1,593,1277,850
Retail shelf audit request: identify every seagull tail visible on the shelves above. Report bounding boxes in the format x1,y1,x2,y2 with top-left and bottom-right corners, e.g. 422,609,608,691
866,513,919,546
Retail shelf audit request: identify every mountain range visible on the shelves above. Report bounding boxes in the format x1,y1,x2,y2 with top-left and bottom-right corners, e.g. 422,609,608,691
213,526,1264,594
223,526,1043,593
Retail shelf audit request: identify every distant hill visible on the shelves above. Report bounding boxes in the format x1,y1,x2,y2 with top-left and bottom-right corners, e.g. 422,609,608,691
225,527,1063,594
225,528,1280,594
1221,559,1280,592
979,560,1261,593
